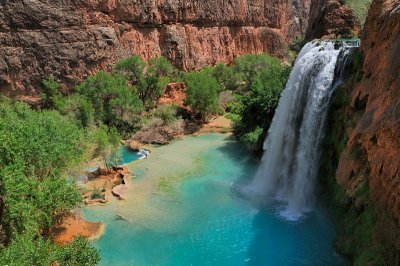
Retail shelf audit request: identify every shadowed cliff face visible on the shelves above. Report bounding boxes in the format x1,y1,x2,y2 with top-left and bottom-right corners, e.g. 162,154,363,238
0,0,311,97
336,0,400,221
306,0,360,39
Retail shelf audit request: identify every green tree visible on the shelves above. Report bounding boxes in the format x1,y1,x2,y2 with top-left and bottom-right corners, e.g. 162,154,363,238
229,55,291,151
0,232,57,266
92,125,121,168
53,94,95,128
210,63,235,90
0,233,100,266
42,76,61,108
184,70,221,121
0,102,88,178
115,56,175,108
0,99,100,265
232,54,284,92
75,71,143,135
56,236,101,266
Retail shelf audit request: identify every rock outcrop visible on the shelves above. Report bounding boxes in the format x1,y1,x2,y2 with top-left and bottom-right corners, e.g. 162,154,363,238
336,0,400,221
0,0,312,97
158,82,187,108
306,0,360,39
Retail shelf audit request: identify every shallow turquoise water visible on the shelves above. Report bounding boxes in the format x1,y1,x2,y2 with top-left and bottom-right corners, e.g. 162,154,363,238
110,146,141,166
84,134,345,266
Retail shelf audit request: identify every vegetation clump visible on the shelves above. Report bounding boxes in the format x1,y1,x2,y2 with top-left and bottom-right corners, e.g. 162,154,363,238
224,55,291,152
344,0,372,25
184,69,222,122
0,98,104,265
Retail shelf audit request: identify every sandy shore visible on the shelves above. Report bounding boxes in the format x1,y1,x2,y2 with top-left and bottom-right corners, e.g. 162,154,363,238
197,116,232,134
51,214,104,246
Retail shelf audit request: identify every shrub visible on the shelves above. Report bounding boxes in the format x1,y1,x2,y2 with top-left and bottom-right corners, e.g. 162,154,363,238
91,187,104,200
0,99,100,265
154,105,179,124
41,76,61,108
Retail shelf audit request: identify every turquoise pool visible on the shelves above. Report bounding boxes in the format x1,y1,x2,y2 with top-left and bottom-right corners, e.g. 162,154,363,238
84,134,345,266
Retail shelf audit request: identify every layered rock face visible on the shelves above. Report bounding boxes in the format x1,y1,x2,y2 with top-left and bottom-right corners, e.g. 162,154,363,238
306,0,360,39
0,0,311,97
336,0,400,221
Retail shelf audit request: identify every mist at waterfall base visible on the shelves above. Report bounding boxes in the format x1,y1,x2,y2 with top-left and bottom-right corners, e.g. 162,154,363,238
242,41,352,221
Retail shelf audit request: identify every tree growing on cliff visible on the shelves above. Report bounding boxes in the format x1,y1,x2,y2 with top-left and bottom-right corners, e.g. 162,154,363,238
115,56,176,108
184,70,221,121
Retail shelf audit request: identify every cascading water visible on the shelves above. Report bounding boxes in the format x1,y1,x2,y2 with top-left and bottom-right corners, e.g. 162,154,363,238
244,41,353,220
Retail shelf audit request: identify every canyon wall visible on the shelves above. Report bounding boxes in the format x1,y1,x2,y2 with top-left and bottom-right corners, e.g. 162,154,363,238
0,0,311,97
336,0,400,222
318,1,400,262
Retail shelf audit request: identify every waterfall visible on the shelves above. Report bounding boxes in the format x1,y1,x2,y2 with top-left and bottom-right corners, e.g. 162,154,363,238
244,41,353,220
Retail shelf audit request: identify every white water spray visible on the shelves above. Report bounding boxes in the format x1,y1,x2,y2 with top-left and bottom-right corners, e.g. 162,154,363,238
245,41,352,220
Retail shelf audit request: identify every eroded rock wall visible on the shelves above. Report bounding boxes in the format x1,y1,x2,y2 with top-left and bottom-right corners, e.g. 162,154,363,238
0,0,311,97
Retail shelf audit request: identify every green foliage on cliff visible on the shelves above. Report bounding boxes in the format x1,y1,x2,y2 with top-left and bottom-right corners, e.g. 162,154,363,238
0,98,101,265
221,54,291,152
320,85,381,263
344,0,372,25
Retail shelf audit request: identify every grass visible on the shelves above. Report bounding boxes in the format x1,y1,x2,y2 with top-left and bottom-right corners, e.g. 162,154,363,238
91,187,104,200
344,0,372,25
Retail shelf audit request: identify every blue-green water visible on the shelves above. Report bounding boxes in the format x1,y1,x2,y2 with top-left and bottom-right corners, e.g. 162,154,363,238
110,146,142,166
84,134,345,266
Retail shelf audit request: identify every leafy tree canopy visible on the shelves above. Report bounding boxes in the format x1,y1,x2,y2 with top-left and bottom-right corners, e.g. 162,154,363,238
0,99,100,265
184,69,221,121
115,56,176,108
75,71,143,135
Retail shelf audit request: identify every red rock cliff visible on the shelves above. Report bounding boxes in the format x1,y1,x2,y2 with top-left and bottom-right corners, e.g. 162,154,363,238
0,0,311,97
306,0,360,39
336,0,400,221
